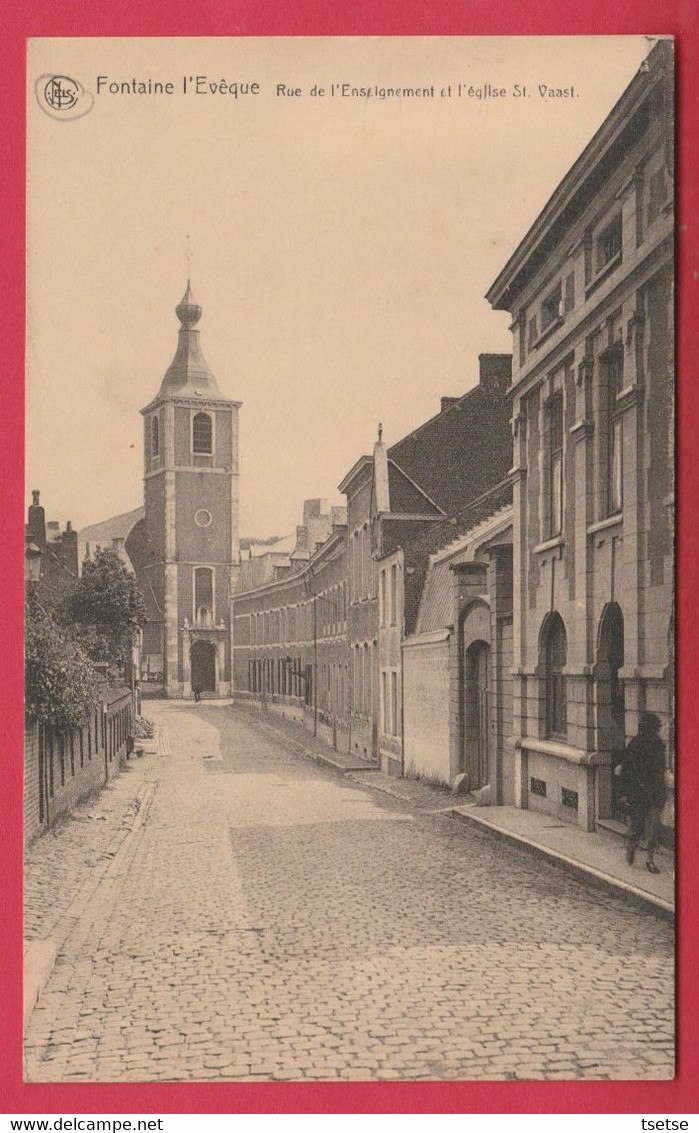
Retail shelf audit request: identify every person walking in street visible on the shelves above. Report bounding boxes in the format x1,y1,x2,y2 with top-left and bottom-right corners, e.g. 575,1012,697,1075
616,712,667,873
193,683,202,704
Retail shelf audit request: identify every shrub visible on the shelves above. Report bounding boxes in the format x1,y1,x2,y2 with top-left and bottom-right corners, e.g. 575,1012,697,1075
25,608,100,731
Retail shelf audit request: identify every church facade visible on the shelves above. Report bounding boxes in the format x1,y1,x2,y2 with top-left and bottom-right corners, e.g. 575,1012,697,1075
130,283,241,697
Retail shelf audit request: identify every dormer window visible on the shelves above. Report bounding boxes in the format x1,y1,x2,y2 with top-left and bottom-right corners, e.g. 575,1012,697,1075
151,416,159,460
192,412,213,455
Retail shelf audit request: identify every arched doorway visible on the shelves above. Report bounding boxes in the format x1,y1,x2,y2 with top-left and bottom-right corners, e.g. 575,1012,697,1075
462,639,490,788
597,602,625,817
191,640,216,694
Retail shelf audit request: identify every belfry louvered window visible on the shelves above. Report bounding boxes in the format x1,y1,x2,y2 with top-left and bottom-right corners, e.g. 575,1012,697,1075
192,412,213,455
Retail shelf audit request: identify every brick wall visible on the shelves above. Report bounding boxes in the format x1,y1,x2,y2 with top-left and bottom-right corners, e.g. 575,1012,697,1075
24,690,133,847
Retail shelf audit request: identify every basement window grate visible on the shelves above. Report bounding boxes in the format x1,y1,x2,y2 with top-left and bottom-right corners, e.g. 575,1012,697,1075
530,777,547,797
561,788,579,810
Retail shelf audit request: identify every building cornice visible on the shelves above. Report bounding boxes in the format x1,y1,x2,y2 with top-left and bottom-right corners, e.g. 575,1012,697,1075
486,41,672,312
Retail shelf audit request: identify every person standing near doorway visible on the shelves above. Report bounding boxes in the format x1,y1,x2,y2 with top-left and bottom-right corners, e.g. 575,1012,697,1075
616,712,667,873
193,683,202,704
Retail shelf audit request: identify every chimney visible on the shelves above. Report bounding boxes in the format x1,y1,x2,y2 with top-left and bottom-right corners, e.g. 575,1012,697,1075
302,498,328,522
27,491,46,550
478,353,512,392
62,521,79,575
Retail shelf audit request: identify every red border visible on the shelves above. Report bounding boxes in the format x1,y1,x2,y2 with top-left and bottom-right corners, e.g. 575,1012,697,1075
3,0,697,1116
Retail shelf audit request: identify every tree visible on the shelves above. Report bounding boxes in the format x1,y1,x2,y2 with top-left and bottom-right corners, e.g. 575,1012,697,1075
66,547,147,677
25,606,100,731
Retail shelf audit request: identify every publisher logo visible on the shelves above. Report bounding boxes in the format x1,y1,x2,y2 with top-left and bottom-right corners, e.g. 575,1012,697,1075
43,75,79,110
35,73,94,121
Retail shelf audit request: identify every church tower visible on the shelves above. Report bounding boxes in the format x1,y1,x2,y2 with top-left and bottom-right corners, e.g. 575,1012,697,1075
140,283,241,697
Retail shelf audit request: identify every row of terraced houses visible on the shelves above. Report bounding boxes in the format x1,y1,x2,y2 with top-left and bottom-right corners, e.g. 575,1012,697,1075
230,42,675,838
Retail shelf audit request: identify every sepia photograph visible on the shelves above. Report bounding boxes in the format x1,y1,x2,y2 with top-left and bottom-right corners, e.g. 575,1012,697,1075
23,36,675,1085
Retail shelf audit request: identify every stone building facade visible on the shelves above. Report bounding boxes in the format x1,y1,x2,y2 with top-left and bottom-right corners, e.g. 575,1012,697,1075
231,502,350,751
131,283,241,697
340,354,513,773
402,501,514,796
486,40,674,831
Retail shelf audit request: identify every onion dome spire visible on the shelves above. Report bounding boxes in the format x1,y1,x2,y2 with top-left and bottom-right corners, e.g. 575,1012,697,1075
156,280,222,399
175,279,202,328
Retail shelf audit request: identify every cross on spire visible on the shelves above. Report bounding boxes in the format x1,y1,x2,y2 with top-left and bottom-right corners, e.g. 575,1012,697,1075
185,235,193,283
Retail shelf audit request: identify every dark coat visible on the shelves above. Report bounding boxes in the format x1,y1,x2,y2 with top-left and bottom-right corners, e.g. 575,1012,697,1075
619,731,667,808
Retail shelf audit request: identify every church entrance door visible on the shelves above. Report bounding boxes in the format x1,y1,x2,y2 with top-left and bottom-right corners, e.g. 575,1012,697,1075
191,640,216,693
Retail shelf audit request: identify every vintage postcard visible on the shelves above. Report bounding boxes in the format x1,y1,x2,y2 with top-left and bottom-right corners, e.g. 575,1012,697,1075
24,36,675,1086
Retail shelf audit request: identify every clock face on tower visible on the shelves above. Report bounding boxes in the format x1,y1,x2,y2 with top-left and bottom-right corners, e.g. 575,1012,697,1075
195,509,213,528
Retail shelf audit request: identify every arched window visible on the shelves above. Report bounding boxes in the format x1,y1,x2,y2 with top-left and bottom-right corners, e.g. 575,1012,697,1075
192,412,213,455
151,415,160,459
544,613,567,738
194,567,214,626
597,602,625,755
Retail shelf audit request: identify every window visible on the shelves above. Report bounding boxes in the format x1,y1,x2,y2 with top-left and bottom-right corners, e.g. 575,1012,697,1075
596,214,622,273
527,314,538,353
541,282,562,332
192,412,213,455
354,645,363,714
548,396,564,537
563,271,575,314
544,613,567,739
363,525,371,598
604,349,624,515
380,569,387,626
648,166,669,225
363,642,371,717
353,530,362,601
561,787,579,811
194,567,214,626
151,415,159,460
390,564,398,626
391,671,398,736
382,671,389,732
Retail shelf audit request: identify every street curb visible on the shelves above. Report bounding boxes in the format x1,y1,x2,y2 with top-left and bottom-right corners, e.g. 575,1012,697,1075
249,712,378,775
447,807,674,922
23,765,159,1035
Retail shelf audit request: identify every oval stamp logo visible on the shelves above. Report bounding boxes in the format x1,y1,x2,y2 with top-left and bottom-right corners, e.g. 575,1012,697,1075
35,74,95,121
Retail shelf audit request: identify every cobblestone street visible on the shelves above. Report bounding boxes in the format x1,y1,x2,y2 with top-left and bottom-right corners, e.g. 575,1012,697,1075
24,703,675,1083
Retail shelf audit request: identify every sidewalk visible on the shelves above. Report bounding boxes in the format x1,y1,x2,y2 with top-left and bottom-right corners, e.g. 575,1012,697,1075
448,803,674,920
226,702,674,920
23,738,161,1031
229,700,378,773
